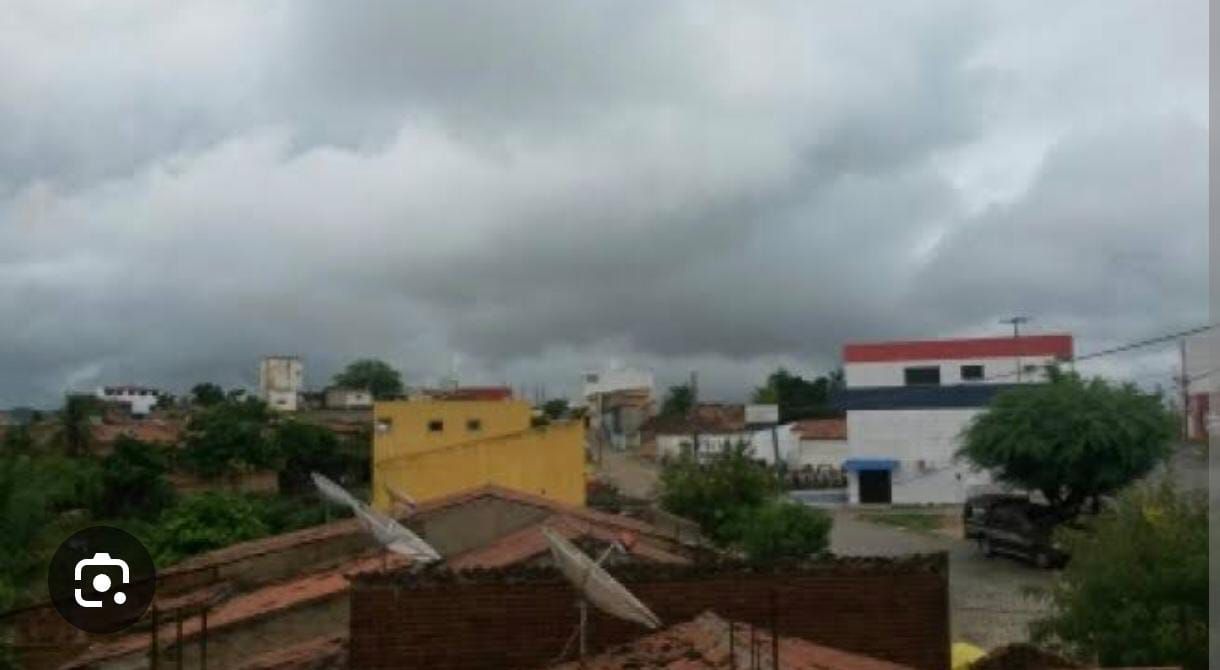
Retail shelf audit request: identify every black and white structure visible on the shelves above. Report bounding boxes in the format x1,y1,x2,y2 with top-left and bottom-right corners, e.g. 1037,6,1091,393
833,334,1074,504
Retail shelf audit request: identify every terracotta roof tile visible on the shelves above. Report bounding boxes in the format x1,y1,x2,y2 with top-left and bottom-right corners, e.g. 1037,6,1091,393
234,635,347,670
793,419,847,441
548,612,914,670
447,515,689,570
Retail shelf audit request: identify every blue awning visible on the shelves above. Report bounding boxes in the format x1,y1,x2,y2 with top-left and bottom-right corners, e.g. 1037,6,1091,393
843,458,898,472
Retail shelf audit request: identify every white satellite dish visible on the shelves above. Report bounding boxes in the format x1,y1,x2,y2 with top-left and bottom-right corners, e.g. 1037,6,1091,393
311,473,441,563
542,526,661,659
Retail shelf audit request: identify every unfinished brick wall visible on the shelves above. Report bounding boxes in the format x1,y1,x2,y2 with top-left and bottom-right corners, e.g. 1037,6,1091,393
349,556,949,670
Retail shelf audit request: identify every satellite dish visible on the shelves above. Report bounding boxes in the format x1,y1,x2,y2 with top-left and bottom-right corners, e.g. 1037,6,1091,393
383,483,419,516
311,473,440,563
541,526,661,630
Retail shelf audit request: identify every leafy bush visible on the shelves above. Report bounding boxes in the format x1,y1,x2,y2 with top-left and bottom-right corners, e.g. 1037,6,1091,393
732,499,831,562
151,492,268,565
181,397,278,477
275,420,347,493
659,442,778,543
0,455,54,611
1031,479,1206,670
256,493,350,534
98,436,176,519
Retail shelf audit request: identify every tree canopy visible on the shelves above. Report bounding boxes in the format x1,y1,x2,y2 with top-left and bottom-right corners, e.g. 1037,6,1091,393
658,441,831,560
1032,479,1206,670
275,420,348,493
98,436,176,519
333,359,404,399
751,368,843,422
190,383,226,407
659,384,694,417
181,396,278,477
957,370,1174,521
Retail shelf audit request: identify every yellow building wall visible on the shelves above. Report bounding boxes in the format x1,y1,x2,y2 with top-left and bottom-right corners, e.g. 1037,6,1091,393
371,399,586,510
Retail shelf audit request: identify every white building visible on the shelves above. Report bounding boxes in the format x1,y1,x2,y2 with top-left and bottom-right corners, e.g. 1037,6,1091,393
789,419,849,470
836,334,1074,504
96,385,163,416
583,366,655,451
325,386,373,410
259,356,304,412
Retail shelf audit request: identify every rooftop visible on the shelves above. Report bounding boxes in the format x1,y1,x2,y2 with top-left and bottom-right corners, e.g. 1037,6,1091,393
547,611,914,670
843,334,1074,363
792,418,847,441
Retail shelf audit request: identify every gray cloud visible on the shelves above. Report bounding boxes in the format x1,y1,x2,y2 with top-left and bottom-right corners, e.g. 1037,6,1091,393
0,1,1207,406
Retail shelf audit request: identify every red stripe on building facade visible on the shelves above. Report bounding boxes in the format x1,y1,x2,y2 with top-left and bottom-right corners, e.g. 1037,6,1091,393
843,334,1074,363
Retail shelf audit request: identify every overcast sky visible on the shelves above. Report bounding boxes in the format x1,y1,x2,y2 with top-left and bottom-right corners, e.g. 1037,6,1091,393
0,1,1208,407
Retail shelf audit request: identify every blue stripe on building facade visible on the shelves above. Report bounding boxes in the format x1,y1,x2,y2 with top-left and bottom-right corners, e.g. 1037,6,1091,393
830,383,1026,411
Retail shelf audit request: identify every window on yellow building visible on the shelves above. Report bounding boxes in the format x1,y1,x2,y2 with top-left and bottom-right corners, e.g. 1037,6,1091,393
375,418,392,434
466,419,482,432
428,419,444,432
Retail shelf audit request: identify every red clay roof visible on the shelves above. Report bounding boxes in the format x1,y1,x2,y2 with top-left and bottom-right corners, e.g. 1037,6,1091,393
548,611,913,670
642,404,746,436
843,334,1073,363
447,514,689,570
420,386,514,401
793,419,847,441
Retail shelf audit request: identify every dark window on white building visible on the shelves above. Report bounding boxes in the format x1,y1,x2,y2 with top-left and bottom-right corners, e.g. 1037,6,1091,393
961,365,984,381
903,366,941,386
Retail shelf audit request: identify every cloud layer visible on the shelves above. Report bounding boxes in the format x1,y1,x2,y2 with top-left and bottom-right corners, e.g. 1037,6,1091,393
0,1,1208,405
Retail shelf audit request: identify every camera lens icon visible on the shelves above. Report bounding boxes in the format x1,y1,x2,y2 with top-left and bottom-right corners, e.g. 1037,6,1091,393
50,527,156,634
74,553,130,608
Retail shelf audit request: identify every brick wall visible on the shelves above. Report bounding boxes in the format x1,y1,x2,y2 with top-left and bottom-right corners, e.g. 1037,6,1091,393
350,556,949,670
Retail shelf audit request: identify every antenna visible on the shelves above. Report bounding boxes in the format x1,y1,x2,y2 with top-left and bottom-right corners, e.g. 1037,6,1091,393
542,526,661,660
311,473,440,564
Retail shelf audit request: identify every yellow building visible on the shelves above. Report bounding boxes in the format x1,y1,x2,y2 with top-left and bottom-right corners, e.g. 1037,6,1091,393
371,392,586,511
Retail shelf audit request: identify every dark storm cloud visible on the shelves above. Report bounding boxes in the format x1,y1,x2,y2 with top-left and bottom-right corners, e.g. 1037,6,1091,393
0,1,1208,406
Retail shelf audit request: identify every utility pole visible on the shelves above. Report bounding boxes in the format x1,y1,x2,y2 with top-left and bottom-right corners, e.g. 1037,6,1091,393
1001,316,1032,382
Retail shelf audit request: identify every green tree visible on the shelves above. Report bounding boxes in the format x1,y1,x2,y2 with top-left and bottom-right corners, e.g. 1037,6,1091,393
98,436,176,519
181,397,277,478
732,499,832,562
56,394,99,457
958,370,1173,522
152,492,268,565
0,425,33,455
541,398,570,420
333,359,404,400
660,384,694,417
0,455,54,611
751,368,838,422
1032,480,1206,670
190,383,225,407
274,420,346,493
658,442,778,543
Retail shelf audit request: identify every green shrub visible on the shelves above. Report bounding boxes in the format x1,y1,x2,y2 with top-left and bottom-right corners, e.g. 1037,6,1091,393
152,492,268,565
1032,479,1206,670
733,500,831,562
98,436,176,519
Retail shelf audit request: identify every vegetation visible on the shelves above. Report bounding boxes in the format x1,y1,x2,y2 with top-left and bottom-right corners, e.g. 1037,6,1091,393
958,369,1174,522
0,455,56,611
857,511,943,533
333,358,404,399
150,492,269,564
56,394,99,456
1032,480,1206,670
190,383,225,406
275,420,349,493
181,396,278,477
731,499,832,562
0,424,32,455
541,398,570,420
659,384,694,417
751,367,844,422
658,442,830,560
97,436,176,519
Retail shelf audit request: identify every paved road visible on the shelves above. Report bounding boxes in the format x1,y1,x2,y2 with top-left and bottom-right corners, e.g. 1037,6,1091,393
594,448,661,499
831,510,1053,650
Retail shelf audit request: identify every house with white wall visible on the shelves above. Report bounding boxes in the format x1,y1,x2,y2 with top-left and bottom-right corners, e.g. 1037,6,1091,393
834,334,1074,504
96,385,164,416
259,355,303,412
